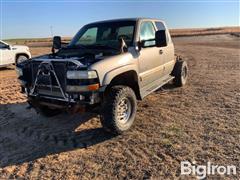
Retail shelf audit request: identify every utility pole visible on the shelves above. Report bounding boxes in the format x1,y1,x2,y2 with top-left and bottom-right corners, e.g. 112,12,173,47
50,26,53,37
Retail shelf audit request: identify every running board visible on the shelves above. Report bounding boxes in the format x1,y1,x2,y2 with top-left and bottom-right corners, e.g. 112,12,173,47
140,75,174,98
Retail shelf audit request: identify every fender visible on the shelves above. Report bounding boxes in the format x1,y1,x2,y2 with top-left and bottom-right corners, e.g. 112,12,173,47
15,52,31,59
102,64,139,86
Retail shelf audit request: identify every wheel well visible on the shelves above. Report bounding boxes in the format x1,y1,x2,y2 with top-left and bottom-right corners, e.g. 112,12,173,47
15,53,29,63
106,70,142,100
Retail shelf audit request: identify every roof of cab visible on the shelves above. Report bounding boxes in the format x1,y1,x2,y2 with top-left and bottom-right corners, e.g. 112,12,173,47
86,18,164,25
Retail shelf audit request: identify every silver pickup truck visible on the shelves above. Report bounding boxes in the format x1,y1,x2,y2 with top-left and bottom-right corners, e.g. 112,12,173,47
16,18,188,134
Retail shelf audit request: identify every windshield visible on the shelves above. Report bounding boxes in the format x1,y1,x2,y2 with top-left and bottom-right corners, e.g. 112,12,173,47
69,21,136,49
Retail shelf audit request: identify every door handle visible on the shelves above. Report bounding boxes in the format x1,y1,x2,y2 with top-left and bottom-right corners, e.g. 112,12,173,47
159,49,163,54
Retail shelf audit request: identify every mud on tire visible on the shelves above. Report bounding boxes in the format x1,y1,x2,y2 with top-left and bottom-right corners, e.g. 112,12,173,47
100,85,137,134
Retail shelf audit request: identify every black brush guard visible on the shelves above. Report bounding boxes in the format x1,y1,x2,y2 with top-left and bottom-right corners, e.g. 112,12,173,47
29,61,69,101
25,59,100,110
28,59,83,102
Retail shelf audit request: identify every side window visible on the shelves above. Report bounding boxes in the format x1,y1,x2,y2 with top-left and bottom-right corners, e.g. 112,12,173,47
140,21,155,41
155,22,165,31
155,21,169,43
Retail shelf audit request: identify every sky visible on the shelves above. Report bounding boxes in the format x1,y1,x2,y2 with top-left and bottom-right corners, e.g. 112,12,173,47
1,0,239,39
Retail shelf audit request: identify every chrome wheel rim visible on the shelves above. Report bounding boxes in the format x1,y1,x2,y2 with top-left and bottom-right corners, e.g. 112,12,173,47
117,97,132,124
17,56,27,64
181,66,187,79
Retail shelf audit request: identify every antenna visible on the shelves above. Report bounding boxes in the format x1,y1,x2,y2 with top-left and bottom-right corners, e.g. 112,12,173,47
50,26,53,37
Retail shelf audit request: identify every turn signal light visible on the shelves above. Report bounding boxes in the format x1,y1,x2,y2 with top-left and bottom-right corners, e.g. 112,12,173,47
88,83,99,91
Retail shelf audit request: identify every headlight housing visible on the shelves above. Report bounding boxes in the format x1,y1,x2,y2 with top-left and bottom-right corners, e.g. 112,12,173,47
16,67,23,76
67,70,98,79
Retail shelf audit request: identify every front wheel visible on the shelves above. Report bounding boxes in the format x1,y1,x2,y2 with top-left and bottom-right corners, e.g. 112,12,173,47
16,55,28,64
100,85,137,134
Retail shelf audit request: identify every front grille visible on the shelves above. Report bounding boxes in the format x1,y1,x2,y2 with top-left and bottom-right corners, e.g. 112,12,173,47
53,62,67,89
37,85,63,97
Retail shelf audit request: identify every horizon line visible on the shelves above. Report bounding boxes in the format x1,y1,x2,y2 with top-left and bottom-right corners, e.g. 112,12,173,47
2,25,240,40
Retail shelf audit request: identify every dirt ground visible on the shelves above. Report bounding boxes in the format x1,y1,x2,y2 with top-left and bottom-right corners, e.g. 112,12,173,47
0,34,239,179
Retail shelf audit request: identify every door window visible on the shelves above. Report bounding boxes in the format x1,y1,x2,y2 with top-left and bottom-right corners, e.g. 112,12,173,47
139,21,156,46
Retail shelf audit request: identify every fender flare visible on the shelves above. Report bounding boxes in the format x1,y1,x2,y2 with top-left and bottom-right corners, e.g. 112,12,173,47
101,64,139,86
15,53,31,62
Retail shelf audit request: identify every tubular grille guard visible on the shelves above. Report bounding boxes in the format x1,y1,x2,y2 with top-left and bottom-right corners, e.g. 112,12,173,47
29,61,68,100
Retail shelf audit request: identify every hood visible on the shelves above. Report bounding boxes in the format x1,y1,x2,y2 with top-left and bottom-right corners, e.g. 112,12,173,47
31,52,111,67
12,45,29,50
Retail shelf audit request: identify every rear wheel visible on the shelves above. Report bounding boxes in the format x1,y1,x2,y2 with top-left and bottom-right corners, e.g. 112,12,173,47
100,85,137,134
173,60,188,87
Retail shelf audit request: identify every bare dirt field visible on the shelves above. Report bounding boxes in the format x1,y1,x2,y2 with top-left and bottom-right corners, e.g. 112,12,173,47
170,26,240,37
0,34,239,179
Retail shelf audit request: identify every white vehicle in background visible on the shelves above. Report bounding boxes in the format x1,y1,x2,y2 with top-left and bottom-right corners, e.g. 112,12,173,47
0,40,31,67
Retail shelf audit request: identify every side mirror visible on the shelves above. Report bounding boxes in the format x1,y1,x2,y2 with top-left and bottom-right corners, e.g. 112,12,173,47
138,39,155,50
155,30,167,47
53,36,61,49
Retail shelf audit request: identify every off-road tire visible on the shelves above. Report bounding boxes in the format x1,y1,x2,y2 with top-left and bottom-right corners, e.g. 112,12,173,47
173,60,188,87
100,85,137,134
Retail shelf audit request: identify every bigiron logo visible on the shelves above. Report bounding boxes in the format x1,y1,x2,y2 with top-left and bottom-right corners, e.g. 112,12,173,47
180,161,237,179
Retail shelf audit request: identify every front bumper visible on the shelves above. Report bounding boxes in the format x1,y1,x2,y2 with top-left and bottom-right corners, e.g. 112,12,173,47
27,92,101,110
23,84,105,106
17,59,104,109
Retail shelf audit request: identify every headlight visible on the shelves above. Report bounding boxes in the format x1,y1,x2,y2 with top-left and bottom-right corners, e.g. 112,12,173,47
67,70,98,79
16,67,23,76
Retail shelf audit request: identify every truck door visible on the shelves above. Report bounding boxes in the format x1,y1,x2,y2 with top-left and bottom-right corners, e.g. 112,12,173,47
154,21,175,76
138,21,165,88
0,42,13,66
